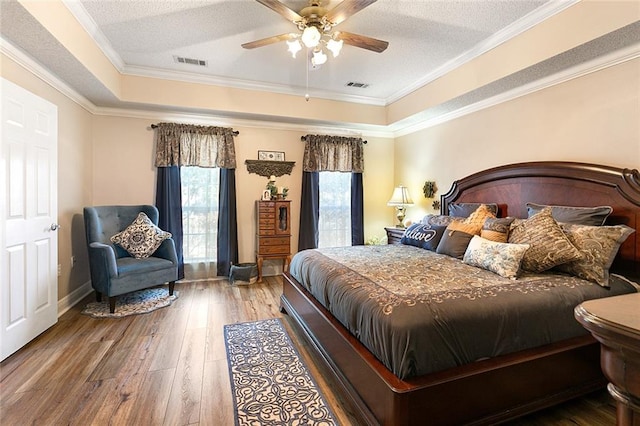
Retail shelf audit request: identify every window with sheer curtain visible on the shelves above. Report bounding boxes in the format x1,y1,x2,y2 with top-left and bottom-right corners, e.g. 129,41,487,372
181,166,219,263
154,121,238,280
298,134,364,251
318,172,351,248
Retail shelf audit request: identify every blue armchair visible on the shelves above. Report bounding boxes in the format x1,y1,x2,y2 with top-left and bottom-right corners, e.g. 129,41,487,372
83,205,178,313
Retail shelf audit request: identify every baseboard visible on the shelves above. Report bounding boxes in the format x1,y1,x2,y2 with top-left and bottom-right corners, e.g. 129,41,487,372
58,280,93,317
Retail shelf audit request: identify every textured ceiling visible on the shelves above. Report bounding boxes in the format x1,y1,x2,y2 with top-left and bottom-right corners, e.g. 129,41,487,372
2,0,555,103
76,0,552,102
1,0,638,132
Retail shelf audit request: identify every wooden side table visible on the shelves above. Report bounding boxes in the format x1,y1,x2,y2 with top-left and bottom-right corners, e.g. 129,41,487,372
575,293,640,426
385,227,405,245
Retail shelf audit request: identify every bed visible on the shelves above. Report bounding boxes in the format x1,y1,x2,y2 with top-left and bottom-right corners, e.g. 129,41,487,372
280,161,640,425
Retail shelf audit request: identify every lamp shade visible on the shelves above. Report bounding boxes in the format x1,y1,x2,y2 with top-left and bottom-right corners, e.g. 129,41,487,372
326,38,343,57
387,185,414,206
286,39,302,58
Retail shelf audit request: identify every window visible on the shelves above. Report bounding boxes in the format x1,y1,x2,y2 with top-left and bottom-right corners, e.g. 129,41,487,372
318,172,351,248
181,166,219,263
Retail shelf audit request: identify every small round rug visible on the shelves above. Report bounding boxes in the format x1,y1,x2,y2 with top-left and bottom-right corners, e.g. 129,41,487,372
81,287,178,318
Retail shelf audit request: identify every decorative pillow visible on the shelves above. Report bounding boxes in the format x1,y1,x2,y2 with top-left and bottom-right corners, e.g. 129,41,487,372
401,223,447,251
420,214,461,227
555,223,635,287
481,217,515,243
110,212,172,259
447,204,496,235
436,229,475,259
463,236,530,279
507,207,582,272
526,203,613,226
449,203,498,218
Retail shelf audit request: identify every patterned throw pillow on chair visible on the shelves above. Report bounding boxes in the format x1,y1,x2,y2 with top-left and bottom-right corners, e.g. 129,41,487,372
111,212,172,259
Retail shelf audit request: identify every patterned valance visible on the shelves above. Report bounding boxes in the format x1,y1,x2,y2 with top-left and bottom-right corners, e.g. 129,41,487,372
302,134,364,173
154,122,236,169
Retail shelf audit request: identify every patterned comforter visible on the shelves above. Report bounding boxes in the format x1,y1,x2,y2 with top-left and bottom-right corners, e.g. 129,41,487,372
289,244,638,379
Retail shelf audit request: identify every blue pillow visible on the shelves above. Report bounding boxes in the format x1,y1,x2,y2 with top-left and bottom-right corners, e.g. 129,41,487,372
401,223,447,251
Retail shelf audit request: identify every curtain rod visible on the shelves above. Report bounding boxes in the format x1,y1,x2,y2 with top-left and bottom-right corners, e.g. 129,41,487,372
150,124,239,136
300,135,367,144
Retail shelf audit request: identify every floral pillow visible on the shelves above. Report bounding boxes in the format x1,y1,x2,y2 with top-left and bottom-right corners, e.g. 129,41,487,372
555,223,635,286
463,236,530,279
508,207,582,272
111,212,172,259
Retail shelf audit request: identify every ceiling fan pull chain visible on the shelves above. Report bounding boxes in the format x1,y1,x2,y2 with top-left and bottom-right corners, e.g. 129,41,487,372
305,50,310,102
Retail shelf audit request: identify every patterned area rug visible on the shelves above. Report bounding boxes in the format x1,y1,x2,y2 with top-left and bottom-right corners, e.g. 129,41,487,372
224,318,339,425
81,287,178,318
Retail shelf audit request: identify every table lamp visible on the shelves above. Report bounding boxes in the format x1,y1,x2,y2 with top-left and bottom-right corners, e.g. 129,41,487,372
387,185,414,228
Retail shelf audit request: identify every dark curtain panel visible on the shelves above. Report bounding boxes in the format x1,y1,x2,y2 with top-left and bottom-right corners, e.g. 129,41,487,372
217,168,238,276
155,166,185,280
298,171,320,251
351,172,364,245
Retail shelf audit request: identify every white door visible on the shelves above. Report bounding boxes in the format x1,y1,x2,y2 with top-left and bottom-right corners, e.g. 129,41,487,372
1,78,58,361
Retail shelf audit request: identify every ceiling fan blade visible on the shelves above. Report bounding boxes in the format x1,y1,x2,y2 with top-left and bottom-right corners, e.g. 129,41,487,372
335,31,388,53
242,33,297,49
324,0,377,25
254,0,302,23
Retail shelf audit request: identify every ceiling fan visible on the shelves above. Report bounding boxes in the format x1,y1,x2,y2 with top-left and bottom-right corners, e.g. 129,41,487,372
242,0,389,65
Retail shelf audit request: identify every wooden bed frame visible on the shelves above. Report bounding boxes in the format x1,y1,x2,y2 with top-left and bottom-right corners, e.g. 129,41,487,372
281,161,640,425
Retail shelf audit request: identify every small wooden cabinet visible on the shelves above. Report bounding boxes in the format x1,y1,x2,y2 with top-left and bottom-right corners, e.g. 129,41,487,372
385,227,405,245
256,200,291,282
575,293,640,426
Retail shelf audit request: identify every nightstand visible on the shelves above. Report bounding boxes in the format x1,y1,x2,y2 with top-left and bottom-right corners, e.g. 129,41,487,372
575,293,640,425
385,227,405,245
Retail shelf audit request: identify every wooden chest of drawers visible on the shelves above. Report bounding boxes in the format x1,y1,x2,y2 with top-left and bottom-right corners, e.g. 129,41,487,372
256,200,291,281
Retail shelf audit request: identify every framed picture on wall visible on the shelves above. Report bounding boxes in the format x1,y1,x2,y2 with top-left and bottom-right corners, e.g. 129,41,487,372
258,150,285,161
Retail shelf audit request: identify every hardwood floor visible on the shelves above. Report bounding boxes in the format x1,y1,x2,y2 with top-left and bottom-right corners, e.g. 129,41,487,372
1,277,616,425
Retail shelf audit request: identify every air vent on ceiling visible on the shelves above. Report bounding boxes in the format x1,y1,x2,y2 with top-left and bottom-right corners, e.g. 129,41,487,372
174,56,207,67
346,81,370,89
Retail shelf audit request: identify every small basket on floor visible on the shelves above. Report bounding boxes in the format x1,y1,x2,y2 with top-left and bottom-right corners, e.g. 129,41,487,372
229,263,258,285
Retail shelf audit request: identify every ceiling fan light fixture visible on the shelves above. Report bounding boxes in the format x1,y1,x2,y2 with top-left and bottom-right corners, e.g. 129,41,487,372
311,48,327,66
286,38,302,58
326,38,343,57
301,25,321,48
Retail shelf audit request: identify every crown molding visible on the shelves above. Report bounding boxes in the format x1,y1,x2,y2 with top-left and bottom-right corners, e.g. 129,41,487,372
92,105,395,139
4,36,636,142
385,0,580,104
0,37,96,113
391,41,640,138
61,0,125,71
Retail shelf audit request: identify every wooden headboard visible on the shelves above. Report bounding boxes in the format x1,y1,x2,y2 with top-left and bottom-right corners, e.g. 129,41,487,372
440,161,640,279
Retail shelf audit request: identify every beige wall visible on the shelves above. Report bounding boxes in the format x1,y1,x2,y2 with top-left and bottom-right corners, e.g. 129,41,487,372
395,58,640,223
92,117,395,275
3,51,638,305
1,53,94,302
